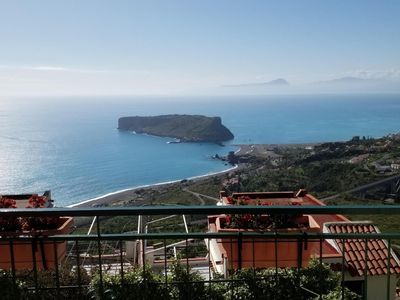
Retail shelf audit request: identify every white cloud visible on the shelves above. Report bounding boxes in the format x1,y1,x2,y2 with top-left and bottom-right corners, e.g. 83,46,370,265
346,68,400,80
0,65,107,73
0,64,211,96
30,66,76,72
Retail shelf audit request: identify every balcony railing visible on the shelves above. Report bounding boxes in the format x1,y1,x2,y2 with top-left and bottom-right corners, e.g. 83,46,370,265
1,205,400,299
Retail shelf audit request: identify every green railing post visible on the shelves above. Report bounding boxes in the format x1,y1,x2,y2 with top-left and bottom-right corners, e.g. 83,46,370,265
119,239,124,287
95,216,103,298
31,238,39,296
9,240,17,294
274,232,278,280
53,241,60,298
75,240,82,296
319,236,323,300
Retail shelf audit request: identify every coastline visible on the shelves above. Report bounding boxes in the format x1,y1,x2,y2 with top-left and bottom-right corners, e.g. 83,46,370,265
67,164,238,208
66,142,320,208
63,135,394,209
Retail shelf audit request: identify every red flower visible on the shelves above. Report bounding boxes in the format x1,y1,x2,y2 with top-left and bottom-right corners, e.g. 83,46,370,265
0,197,21,231
0,198,17,208
243,214,252,221
25,195,59,230
26,194,47,208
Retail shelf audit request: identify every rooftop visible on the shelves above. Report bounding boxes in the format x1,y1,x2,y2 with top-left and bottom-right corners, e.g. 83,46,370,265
216,189,400,278
326,222,400,276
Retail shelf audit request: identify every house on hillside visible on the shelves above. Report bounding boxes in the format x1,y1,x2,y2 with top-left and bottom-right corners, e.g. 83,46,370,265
207,189,400,300
391,163,400,171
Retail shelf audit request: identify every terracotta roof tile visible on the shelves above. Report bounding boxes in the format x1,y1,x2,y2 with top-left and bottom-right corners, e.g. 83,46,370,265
367,260,373,270
348,251,356,261
371,240,379,249
377,259,386,270
350,242,358,252
377,240,386,248
368,252,375,261
371,260,379,270
378,249,387,260
353,260,361,271
371,249,379,260
326,223,400,277
355,241,363,252
355,251,363,262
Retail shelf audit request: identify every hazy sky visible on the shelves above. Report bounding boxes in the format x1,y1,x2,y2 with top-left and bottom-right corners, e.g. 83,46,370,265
1,0,400,96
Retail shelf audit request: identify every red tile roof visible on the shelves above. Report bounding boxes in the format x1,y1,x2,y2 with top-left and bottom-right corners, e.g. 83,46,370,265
219,190,400,276
326,222,400,276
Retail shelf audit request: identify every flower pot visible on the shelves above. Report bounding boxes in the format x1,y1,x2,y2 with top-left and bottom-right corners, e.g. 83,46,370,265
0,217,73,270
210,215,320,269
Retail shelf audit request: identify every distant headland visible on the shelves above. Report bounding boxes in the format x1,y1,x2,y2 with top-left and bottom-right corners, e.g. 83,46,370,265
118,114,234,143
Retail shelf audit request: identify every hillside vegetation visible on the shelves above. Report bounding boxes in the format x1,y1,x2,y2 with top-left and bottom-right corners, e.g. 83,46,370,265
118,114,234,143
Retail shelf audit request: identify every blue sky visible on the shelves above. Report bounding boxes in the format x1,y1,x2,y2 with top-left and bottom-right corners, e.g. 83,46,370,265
0,0,399,96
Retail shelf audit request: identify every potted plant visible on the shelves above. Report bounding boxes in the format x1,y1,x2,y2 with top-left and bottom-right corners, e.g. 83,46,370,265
0,197,22,232
0,194,73,270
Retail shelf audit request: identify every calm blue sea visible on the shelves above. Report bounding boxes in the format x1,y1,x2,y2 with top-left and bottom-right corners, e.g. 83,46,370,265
0,94,399,206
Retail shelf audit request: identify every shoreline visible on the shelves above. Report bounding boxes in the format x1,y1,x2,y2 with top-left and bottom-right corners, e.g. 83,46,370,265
65,141,326,208
67,164,238,208
63,134,396,209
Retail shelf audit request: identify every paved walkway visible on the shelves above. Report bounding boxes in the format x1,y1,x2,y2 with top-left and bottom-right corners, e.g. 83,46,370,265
182,188,220,205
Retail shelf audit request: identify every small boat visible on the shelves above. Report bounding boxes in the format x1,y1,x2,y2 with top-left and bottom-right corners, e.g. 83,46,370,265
167,139,181,144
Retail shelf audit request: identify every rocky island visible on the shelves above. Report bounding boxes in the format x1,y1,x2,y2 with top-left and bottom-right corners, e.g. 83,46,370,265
118,114,234,143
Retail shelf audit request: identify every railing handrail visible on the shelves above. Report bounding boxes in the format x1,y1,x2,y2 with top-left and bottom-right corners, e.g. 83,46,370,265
2,205,400,216
2,232,400,241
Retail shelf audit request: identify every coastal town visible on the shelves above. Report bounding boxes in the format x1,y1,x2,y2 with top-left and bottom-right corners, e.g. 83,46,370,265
90,132,400,208
66,133,400,241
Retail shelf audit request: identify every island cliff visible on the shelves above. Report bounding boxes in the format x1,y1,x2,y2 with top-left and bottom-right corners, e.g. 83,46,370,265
118,114,234,143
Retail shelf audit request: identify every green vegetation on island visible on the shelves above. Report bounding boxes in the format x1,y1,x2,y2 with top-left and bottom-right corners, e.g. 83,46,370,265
118,114,234,143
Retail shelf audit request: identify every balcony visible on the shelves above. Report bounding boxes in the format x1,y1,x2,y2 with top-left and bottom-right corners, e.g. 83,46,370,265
1,204,400,299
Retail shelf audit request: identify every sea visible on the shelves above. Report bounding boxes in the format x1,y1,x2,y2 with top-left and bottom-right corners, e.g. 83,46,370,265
0,94,399,207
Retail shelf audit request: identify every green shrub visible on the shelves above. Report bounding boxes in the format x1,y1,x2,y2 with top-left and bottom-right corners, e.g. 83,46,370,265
30,258,361,299
319,287,362,300
0,269,26,300
88,266,167,300
168,259,206,300
300,259,340,295
17,265,90,299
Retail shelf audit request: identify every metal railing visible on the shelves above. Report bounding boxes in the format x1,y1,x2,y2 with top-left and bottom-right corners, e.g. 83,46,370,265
1,205,400,300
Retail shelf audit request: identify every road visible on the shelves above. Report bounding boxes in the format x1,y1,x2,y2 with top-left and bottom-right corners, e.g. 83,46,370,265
321,174,400,201
182,188,220,205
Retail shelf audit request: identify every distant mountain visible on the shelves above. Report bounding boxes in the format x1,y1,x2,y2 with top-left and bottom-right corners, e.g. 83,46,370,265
222,78,289,88
209,75,400,95
316,76,368,85
118,115,234,143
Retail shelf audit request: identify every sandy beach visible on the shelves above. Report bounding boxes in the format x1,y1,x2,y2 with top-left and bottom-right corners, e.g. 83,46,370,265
68,164,238,208
67,142,322,208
